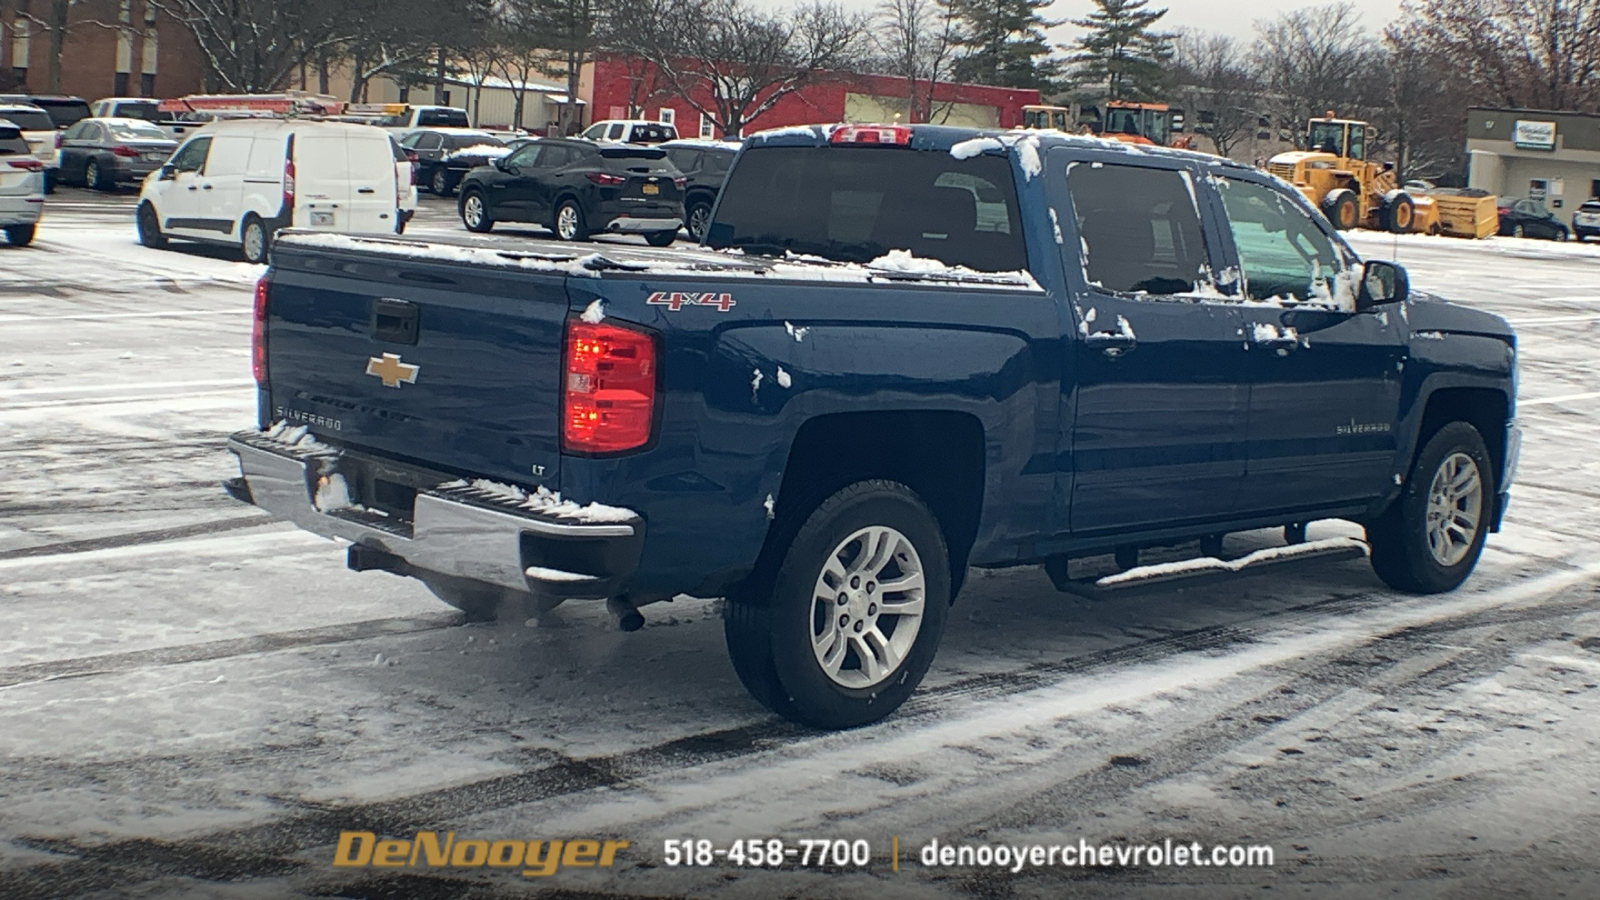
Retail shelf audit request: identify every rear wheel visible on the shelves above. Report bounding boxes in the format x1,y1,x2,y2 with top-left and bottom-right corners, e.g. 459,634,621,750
240,215,270,264
86,158,112,192
460,190,494,233
1381,191,1415,233
4,224,35,246
724,480,950,729
1512,224,1525,238
1320,188,1359,230
431,168,454,197
137,202,167,248
644,230,676,247
686,200,713,242
554,199,588,241
1367,421,1492,594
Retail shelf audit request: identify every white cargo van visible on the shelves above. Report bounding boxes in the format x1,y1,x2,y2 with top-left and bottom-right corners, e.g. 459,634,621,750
136,119,405,263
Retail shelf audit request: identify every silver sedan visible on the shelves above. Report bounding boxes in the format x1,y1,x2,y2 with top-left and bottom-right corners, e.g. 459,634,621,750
58,117,177,191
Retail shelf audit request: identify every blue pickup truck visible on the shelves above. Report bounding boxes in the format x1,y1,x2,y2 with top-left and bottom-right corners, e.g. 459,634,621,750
226,124,1519,729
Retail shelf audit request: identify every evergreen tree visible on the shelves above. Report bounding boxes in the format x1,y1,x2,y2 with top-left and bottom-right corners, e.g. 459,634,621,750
946,0,1064,91
1069,0,1174,101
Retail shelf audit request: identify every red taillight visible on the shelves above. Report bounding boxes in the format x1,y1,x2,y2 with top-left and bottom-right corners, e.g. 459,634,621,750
252,277,269,386
111,145,140,158
830,124,912,145
283,157,295,211
6,159,43,171
562,320,657,454
586,171,625,186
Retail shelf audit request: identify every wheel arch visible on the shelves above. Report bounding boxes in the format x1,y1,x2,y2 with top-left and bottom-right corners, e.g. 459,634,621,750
755,410,986,604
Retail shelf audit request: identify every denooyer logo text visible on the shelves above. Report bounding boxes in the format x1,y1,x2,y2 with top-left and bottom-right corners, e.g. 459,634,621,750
333,831,629,878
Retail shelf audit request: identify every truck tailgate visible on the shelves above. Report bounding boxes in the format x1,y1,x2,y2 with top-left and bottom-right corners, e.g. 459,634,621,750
263,237,569,486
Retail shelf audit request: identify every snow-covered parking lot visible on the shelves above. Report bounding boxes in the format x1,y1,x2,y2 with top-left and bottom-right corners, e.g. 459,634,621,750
3,190,1600,899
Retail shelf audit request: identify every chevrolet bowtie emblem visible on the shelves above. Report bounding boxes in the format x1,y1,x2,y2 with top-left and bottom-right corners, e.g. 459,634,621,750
365,352,419,388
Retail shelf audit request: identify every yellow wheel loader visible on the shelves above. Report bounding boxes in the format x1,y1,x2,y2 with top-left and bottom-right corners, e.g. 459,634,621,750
1264,116,1496,238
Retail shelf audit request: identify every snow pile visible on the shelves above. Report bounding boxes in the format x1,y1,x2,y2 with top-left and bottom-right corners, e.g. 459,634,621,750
278,233,607,277
313,473,354,512
865,249,1040,289
784,321,809,342
439,478,638,524
522,565,601,582
260,421,337,454
442,144,512,162
950,137,1004,160
1096,537,1368,587
749,125,822,142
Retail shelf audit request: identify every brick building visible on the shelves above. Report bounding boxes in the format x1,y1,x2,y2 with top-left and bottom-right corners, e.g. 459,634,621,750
3,0,203,99
580,55,1041,138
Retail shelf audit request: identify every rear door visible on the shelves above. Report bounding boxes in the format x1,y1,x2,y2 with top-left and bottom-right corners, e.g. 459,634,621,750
345,130,400,233
264,245,570,486
293,129,352,232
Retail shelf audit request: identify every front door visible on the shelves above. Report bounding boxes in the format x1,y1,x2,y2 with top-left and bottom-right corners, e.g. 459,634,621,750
487,142,544,221
158,135,213,237
1054,152,1251,536
1208,175,1405,515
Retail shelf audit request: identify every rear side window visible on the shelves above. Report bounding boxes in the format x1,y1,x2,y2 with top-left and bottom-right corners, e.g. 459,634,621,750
629,123,674,143
1,109,55,132
606,123,625,140
710,146,1026,271
704,150,733,175
1215,177,1346,304
0,127,26,155
665,148,699,171
1066,162,1212,296
417,108,469,128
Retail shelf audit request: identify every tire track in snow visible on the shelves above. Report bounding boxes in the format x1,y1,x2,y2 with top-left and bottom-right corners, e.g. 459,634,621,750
4,561,1596,899
0,513,271,564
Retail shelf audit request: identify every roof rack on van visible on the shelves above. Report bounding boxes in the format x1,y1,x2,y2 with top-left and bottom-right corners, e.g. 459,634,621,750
159,91,345,118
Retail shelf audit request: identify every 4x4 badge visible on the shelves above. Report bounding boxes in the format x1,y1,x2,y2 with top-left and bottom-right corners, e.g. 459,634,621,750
647,291,737,312
366,353,419,388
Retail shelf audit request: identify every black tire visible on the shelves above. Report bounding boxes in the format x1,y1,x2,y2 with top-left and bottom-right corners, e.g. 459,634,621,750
686,199,713,242
1380,191,1415,233
43,169,55,194
86,158,112,192
431,167,454,197
460,189,494,233
554,198,588,241
1367,421,1494,594
1320,188,1359,230
724,480,950,729
240,214,270,264
644,230,676,247
137,202,167,248
1512,224,1525,238
4,224,35,246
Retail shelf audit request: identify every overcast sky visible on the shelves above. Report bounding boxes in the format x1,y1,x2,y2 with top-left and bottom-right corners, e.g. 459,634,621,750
764,0,1407,48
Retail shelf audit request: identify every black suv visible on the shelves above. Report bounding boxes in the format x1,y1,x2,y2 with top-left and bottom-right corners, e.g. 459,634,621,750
457,138,684,245
398,129,504,196
661,139,738,241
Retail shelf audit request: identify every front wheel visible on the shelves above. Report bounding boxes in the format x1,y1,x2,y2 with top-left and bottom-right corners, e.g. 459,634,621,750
240,215,271,264
724,480,950,729
4,224,35,246
137,202,167,248
1367,421,1493,593
460,190,494,233
686,200,712,242
644,230,676,247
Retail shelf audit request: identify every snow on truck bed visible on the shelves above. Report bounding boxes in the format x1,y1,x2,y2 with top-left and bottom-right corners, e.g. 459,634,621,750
274,231,1041,290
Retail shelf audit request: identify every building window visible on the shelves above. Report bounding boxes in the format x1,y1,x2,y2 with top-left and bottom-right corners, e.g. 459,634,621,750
113,71,129,95
699,112,714,139
140,72,155,95
658,107,675,125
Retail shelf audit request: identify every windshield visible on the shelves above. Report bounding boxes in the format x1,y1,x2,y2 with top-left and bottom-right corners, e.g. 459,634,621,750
417,108,469,128
1308,122,1345,156
0,109,55,132
106,120,169,141
708,145,1026,272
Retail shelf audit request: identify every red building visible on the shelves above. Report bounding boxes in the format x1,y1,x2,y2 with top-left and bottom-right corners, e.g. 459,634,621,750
4,0,203,99
582,55,1040,138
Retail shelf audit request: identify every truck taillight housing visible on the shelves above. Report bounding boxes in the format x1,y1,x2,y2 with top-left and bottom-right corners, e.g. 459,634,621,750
562,320,657,454
830,124,912,145
283,155,295,213
252,276,269,386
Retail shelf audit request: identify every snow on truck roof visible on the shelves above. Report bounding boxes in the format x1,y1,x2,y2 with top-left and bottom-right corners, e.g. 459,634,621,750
273,231,1041,291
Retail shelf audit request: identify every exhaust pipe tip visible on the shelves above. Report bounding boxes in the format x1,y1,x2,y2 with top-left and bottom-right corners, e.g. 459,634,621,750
607,596,644,632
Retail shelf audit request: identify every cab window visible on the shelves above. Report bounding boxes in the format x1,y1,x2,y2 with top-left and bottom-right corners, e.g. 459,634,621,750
169,136,211,173
1066,162,1213,296
1216,177,1347,305
607,123,625,140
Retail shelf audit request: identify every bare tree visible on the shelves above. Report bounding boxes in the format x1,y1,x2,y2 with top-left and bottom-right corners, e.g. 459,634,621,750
493,29,556,131
873,0,959,123
148,0,347,92
630,0,868,138
505,0,603,134
1396,0,1600,112
1251,2,1378,148
1170,30,1259,157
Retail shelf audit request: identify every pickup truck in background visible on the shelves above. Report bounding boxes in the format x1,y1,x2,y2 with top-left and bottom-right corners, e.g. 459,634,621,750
226,124,1519,729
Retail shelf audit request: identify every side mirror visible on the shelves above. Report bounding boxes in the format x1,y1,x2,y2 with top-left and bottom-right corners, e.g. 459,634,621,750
493,157,510,172
1357,259,1409,310
158,164,175,181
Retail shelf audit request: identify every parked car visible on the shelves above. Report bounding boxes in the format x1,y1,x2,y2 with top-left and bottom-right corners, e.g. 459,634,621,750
57,118,177,190
0,103,62,190
137,119,406,263
579,119,678,144
362,104,471,134
434,137,537,197
1497,197,1569,240
0,118,44,245
457,138,683,245
1571,199,1600,242
231,123,1518,730
0,94,90,129
397,128,504,196
661,138,738,241
90,97,162,122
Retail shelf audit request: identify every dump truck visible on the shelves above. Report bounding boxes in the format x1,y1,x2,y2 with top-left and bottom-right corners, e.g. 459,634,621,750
1265,115,1496,238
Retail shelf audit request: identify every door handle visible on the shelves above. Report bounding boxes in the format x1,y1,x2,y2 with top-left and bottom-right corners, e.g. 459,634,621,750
1084,331,1137,357
187,185,197,191
357,187,375,194
202,184,213,190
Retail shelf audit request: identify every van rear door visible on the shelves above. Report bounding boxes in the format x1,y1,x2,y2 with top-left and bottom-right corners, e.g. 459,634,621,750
292,129,351,232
